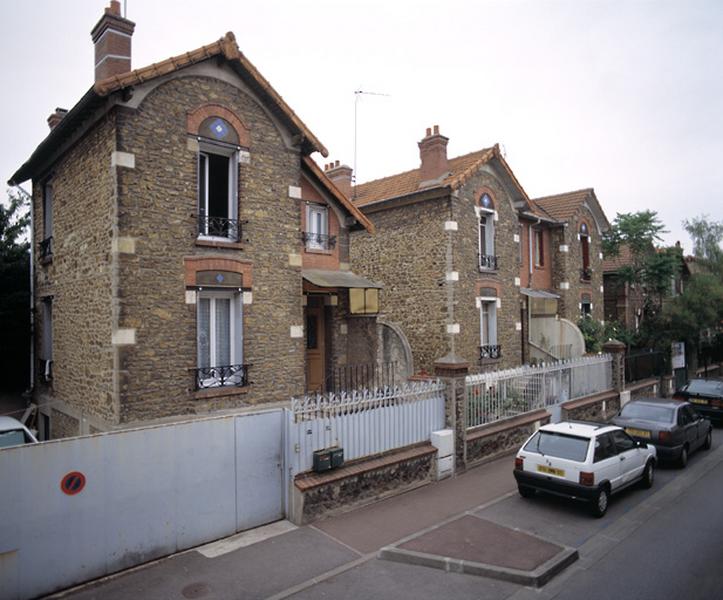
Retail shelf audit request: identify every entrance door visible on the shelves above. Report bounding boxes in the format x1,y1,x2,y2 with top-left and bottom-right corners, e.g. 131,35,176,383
305,298,326,392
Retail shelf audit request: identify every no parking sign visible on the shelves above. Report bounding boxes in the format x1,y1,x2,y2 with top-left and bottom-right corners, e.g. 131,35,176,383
60,471,86,496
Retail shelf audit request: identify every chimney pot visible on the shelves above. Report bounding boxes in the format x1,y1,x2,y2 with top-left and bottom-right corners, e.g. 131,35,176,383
47,107,69,130
335,160,340,167
433,125,439,135
426,127,432,137
91,1,136,83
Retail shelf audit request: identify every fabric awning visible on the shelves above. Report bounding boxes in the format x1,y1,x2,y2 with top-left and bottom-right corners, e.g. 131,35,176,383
520,287,560,299
302,269,382,289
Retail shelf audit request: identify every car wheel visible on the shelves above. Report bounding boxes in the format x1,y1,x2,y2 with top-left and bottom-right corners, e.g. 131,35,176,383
641,460,654,489
678,445,688,468
703,430,712,451
518,485,535,499
590,487,609,518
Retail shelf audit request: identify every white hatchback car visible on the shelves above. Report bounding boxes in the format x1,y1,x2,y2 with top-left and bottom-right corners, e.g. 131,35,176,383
0,416,39,449
513,421,657,517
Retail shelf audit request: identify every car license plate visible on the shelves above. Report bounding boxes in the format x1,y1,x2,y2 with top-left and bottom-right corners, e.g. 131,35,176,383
625,427,651,439
537,465,565,477
690,398,708,405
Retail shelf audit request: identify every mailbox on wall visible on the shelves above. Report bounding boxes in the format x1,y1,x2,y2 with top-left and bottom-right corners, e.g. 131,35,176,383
312,446,344,472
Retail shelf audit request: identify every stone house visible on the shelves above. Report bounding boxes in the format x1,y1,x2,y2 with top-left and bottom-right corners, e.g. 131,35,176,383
345,126,607,373
9,2,379,439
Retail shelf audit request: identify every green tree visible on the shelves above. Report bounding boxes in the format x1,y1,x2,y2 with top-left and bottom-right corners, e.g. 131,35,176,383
603,210,680,332
682,215,723,264
0,188,31,391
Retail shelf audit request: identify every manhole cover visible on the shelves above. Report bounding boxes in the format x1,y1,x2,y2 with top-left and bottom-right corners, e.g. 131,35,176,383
182,582,210,599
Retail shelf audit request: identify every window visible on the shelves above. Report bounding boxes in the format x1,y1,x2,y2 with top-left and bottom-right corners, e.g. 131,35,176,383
478,193,496,270
41,298,53,382
523,431,590,462
349,288,379,314
196,291,245,388
197,117,239,241
580,294,592,317
612,430,636,453
594,433,616,462
580,223,591,280
305,203,329,250
478,297,499,359
40,182,53,260
534,229,544,267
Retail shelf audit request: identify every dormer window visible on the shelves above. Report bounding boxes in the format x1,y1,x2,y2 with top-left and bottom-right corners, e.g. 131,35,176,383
197,117,240,242
478,193,497,270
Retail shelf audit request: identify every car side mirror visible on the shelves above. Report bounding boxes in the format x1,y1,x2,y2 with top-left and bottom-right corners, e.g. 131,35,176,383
637,441,648,449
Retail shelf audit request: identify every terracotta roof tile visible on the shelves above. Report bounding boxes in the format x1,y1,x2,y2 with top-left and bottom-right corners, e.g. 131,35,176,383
93,31,328,157
602,244,634,272
352,147,497,206
532,188,594,221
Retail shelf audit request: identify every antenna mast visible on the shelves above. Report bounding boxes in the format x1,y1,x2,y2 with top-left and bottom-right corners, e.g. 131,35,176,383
353,89,389,198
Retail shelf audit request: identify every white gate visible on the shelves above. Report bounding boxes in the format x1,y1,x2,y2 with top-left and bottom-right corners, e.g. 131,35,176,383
0,409,284,600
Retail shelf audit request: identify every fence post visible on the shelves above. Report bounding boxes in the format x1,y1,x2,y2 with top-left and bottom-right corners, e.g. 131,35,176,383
434,355,469,473
602,340,626,393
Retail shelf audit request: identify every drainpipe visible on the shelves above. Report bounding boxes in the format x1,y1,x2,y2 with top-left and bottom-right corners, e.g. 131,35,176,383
14,185,34,397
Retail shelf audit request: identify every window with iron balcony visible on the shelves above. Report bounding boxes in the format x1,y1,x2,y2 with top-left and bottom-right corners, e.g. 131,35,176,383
478,193,498,271
196,116,244,243
478,296,501,362
303,203,335,251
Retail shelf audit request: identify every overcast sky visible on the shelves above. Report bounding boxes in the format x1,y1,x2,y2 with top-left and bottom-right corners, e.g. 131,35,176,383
2,0,722,250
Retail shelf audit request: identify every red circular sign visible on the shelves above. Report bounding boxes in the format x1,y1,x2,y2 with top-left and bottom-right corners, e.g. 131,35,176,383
60,471,86,495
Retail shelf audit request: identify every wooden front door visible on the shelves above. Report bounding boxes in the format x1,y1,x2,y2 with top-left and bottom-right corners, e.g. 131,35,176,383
305,300,326,392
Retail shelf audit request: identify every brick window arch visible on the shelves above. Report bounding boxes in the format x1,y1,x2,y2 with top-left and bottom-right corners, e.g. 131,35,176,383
187,103,250,148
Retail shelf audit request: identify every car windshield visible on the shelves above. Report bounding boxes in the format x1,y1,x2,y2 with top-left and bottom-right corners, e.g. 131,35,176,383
0,429,28,448
620,403,675,423
681,380,722,396
523,431,590,462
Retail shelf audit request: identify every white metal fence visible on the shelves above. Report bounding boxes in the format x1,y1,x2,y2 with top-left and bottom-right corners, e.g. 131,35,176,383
465,354,613,429
287,380,446,476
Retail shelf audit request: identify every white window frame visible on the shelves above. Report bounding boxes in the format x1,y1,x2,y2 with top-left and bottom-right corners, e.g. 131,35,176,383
478,296,498,347
477,206,495,269
197,291,243,386
306,203,329,250
198,143,238,241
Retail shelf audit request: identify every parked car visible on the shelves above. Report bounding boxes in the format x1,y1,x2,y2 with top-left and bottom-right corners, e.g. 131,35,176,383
0,416,39,449
673,378,723,424
612,398,712,467
513,421,656,518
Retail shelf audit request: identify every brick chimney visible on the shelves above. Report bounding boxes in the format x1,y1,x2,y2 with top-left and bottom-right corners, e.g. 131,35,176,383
47,108,69,130
324,160,353,199
91,0,136,82
418,125,449,184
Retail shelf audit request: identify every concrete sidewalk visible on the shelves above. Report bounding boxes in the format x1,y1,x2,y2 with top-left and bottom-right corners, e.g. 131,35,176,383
53,455,522,600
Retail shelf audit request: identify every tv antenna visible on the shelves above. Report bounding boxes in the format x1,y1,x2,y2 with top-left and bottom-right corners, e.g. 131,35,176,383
353,89,390,198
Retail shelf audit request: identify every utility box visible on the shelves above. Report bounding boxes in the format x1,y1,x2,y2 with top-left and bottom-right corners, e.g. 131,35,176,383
329,447,344,468
431,429,454,480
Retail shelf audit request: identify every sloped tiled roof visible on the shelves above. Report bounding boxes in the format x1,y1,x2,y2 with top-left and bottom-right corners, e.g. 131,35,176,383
602,244,634,272
302,157,374,233
352,147,498,206
10,32,327,184
532,188,593,221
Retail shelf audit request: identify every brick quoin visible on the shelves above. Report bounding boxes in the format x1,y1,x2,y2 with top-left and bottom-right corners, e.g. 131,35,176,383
187,103,251,148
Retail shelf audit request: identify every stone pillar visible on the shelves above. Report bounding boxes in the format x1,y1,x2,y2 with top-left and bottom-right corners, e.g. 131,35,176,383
602,339,626,392
434,354,469,473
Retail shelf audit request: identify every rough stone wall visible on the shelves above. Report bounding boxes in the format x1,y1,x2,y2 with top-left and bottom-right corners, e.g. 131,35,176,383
562,394,621,422
350,196,449,373
455,166,523,370
33,116,117,435
466,420,539,465
115,75,305,423
298,451,434,523
50,409,81,439
552,205,605,324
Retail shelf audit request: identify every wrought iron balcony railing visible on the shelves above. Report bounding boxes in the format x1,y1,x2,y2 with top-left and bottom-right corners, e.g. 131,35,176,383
198,215,242,241
479,254,498,270
479,345,502,361
195,363,250,390
39,236,53,261
302,232,337,250
580,267,592,281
